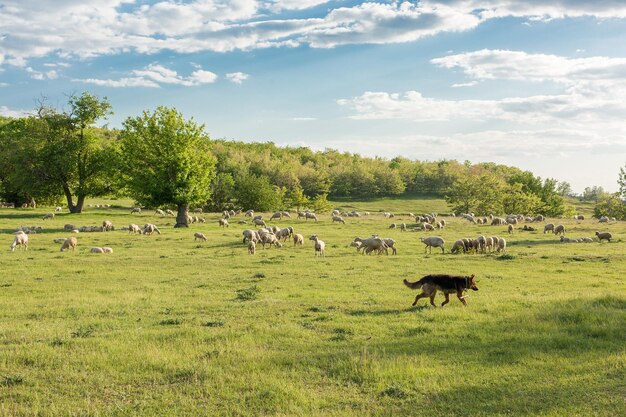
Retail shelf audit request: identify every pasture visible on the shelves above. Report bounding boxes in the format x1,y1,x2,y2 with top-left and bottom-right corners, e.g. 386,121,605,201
1,198,625,416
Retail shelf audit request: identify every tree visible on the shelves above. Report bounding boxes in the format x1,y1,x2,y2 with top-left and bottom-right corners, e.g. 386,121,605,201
445,174,503,215
286,184,309,211
502,183,544,215
582,186,607,202
594,193,626,220
0,93,115,212
120,107,216,227
618,164,626,199
208,172,236,211
556,181,573,197
233,174,282,211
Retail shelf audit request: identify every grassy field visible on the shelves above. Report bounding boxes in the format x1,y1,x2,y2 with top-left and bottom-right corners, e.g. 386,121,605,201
1,197,624,416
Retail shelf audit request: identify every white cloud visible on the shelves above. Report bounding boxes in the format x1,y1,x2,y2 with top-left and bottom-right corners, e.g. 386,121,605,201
451,81,478,87
0,105,28,118
4,0,626,69
226,72,249,84
74,64,217,88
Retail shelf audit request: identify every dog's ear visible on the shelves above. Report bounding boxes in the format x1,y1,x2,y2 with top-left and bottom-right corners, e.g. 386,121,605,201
470,274,475,279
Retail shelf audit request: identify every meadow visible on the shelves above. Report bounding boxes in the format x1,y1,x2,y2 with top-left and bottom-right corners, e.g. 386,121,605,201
0,197,624,416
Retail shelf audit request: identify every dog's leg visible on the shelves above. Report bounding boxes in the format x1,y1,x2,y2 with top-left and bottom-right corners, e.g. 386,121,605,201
429,291,437,307
457,290,467,306
441,293,450,307
412,292,428,306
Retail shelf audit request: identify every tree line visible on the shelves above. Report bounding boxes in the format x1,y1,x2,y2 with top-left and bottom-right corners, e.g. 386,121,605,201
3,92,621,224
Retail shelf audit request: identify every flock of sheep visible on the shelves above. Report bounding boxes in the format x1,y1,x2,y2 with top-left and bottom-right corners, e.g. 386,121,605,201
5,204,618,259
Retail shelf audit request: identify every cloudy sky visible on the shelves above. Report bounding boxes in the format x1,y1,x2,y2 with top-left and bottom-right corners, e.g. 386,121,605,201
1,0,626,193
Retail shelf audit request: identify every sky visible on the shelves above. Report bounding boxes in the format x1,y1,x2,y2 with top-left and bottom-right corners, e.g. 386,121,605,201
1,1,626,193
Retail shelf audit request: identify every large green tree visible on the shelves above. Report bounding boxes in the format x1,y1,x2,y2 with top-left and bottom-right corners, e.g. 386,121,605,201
120,107,216,227
0,92,115,212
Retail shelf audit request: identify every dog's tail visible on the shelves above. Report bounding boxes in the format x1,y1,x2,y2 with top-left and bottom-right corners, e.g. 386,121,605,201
403,278,423,289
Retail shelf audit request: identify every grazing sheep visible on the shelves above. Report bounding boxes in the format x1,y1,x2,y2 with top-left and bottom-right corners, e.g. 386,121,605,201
252,218,267,228
194,232,208,242
507,224,513,234
543,223,555,234
522,225,536,231
131,207,142,214
219,218,229,228
353,236,388,255
553,225,565,236
533,215,545,222
309,235,325,257
305,212,318,222
389,223,397,229
270,212,283,221
165,209,175,216
275,227,294,241
260,233,283,249
55,206,62,212
155,209,165,216
64,224,76,232
332,215,346,224
10,233,29,252
102,220,114,231
244,209,254,217
420,236,445,254
143,223,161,235
559,236,578,243
60,237,78,252
242,229,260,244
378,237,397,255
496,237,507,252
574,215,585,220
450,239,466,254
222,211,230,219
197,216,206,223
598,216,609,223
248,240,256,255
102,247,113,253
400,223,406,232
579,237,594,243
293,233,304,246
129,224,142,235
90,247,104,253
332,210,340,216
193,208,203,214
43,213,55,220
595,231,612,242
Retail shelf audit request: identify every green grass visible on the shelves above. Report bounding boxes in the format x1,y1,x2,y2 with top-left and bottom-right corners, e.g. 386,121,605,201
1,199,625,416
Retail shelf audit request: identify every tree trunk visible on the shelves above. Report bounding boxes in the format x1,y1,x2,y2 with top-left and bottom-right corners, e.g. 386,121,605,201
175,204,189,228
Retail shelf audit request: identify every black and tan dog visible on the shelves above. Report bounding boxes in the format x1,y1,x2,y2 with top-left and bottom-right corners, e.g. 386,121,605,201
403,274,478,307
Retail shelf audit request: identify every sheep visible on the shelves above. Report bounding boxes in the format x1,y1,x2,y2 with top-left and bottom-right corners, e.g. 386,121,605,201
598,216,609,223
332,215,346,224
506,217,518,225
309,235,325,257
439,219,446,227
222,211,230,219
543,223,555,234
559,236,578,243
496,237,507,252
422,222,434,231
102,247,113,253
102,220,114,232
436,221,444,229
378,237,397,255
293,233,304,246
252,218,267,228
522,225,536,231
131,207,142,214
64,224,76,232
197,216,206,223
129,224,142,235
533,215,545,222
331,210,340,216
400,223,407,232
484,236,494,252
55,206,62,212
248,240,256,255
90,247,105,253
450,239,466,254
305,212,318,222
553,225,565,236
595,231,612,242
165,209,175,216
574,215,585,220
143,223,161,235
219,218,229,228
43,213,55,220
194,232,208,242
508,224,514,234
60,237,77,252
491,218,505,226
275,227,294,241
353,236,388,255
253,215,263,221
244,209,254,217
193,208,203,213
10,233,29,252
476,235,487,253
260,233,283,249
270,212,283,221
420,236,445,254
389,223,397,229
242,229,260,244
579,237,594,243
155,209,165,216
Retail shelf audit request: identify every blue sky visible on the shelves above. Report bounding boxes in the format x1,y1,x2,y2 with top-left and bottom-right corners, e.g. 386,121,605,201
2,1,626,193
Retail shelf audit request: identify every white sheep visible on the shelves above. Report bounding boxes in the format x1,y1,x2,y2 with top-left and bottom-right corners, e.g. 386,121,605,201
194,232,208,242
193,208,203,213
508,224,513,234
242,229,260,244
244,209,254,217
102,247,113,253
332,215,346,224
275,227,294,241
450,239,465,254
305,212,318,222
64,224,76,232
353,236,388,255
165,209,175,216
143,223,161,235
43,213,55,220
219,218,229,228
60,237,78,252
420,236,445,254
252,218,267,228
293,233,304,246
10,232,29,252
496,237,506,252
129,224,142,235
309,235,325,257
55,206,62,212
90,247,105,253
131,207,142,214
248,240,256,255
400,223,406,232
270,212,283,221
102,220,114,231
155,209,165,216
